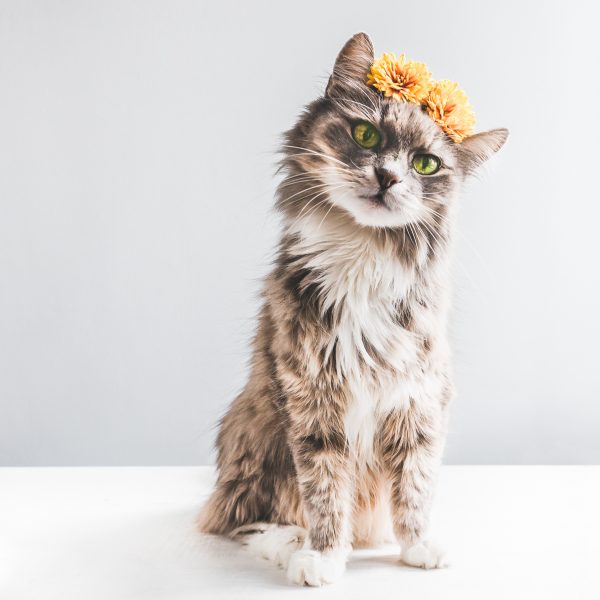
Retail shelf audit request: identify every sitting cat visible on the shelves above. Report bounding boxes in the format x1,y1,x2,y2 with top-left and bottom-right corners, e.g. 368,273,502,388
199,32,508,586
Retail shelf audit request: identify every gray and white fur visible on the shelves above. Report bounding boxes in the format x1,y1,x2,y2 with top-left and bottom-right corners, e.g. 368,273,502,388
199,32,508,586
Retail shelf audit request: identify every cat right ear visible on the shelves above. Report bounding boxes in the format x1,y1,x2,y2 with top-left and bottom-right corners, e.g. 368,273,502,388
456,128,509,175
326,33,374,98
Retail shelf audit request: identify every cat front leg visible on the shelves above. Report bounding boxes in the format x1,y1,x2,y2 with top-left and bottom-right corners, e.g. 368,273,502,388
286,416,353,586
381,405,448,569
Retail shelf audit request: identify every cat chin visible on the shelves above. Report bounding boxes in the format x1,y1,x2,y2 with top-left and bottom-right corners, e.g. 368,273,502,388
351,212,417,229
323,188,419,229
339,198,420,229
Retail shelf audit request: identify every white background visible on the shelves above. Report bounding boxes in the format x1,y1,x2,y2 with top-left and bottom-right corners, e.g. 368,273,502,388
1,0,598,465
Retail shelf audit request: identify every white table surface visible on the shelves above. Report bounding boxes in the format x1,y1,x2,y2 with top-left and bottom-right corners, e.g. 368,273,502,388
1,466,599,599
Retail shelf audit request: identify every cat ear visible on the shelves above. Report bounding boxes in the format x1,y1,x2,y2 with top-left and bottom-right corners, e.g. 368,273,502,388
326,32,374,98
457,128,509,174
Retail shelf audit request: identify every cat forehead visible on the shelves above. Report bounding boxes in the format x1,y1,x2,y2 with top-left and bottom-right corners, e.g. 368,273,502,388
377,102,449,153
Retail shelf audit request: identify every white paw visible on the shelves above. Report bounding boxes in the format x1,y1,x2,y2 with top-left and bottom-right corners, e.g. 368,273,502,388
242,525,306,569
287,547,347,586
401,540,448,569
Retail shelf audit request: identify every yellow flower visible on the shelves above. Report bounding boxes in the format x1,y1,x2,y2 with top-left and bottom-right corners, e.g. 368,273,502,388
425,80,475,143
367,53,432,104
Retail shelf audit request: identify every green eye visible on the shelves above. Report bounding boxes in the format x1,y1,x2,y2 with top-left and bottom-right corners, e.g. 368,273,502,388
412,154,441,175
352,122,381,149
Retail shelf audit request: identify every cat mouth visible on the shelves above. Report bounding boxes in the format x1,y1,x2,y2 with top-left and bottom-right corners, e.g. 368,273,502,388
361,192,390,209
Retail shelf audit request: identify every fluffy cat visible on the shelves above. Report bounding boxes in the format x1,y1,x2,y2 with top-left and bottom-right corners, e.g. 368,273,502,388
199,32,508,586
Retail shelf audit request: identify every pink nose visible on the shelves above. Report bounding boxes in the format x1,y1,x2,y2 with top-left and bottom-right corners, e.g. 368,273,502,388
376,167,400,190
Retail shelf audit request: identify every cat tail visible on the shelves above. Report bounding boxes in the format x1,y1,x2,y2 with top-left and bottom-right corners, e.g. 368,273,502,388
197,487,238,535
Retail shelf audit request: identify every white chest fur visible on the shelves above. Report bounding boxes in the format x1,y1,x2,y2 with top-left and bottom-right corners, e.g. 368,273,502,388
288,214,448,462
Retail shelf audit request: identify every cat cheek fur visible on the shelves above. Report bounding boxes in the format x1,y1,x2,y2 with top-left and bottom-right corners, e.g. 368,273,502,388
198,32,507,586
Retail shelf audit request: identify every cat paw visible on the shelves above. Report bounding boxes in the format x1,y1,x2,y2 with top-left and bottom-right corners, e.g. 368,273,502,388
236,524,306,569
287,547,347,586
401,540,448,569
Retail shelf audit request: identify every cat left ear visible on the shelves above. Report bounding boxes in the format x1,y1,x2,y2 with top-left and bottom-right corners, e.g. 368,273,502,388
326,32,374,98
457,128,509,174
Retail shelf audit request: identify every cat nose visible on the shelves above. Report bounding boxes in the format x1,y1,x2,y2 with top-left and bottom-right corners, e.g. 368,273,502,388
375,167,400,190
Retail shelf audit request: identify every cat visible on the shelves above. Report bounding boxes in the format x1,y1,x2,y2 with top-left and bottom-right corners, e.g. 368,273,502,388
199,32,508,586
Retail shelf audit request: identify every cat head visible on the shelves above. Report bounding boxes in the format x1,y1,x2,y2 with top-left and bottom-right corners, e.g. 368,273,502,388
278,33,508,230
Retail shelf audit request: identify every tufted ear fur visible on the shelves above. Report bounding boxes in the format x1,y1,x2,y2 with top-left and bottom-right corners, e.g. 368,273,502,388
326,33,374,98
457,128,509,174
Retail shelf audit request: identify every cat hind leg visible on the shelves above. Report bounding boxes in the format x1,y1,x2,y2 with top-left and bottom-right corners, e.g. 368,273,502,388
231,522,307,570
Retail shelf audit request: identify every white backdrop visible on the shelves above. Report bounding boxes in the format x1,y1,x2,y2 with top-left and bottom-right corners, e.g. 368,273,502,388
1,0,599,465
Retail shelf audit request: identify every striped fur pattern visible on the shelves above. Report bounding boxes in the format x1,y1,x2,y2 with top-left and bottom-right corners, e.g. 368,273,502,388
199,33,508,586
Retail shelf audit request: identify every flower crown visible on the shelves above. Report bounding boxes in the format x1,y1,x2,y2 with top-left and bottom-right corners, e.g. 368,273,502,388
366,53,475,143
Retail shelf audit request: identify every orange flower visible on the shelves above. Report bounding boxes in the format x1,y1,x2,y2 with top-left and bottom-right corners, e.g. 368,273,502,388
424,80,475,143
367,53,432,104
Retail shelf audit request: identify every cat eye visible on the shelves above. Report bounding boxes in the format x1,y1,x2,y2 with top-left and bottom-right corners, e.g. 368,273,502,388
352,122,381,150
412,154,441,176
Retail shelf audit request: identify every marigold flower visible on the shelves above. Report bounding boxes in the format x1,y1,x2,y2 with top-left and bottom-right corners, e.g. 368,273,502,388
424,80,475,143
367,53,432,104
